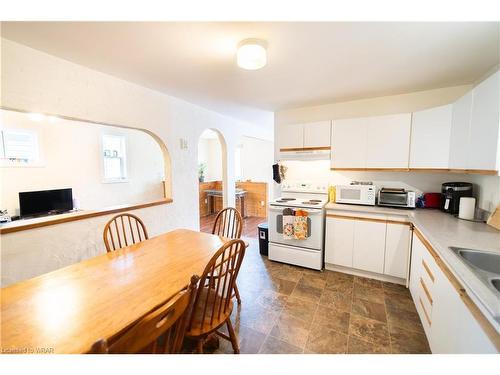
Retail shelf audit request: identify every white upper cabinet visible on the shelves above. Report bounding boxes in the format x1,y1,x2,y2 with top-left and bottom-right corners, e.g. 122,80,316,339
278,123,304,149
331,117,368,168
365,113,412,168
468,71,500,171
303,121,331,148
410,105,452,169
449,91,473,169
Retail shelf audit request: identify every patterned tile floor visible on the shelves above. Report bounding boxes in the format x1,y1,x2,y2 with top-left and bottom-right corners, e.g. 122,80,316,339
202,238,431,354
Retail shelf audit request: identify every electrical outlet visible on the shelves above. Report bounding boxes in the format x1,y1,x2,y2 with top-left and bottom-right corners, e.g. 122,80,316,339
260,201,264,206
204,199,208,204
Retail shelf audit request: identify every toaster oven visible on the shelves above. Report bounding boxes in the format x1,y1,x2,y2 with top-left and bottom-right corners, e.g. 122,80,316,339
378,188,416,208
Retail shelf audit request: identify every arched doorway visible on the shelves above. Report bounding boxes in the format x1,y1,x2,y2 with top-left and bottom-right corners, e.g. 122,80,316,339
197,128,227,231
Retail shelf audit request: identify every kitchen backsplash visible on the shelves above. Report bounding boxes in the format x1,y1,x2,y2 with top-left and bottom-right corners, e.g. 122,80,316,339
280,160,500,212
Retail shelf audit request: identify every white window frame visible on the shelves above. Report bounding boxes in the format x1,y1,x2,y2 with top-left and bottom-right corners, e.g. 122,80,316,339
0,128,42,167
101,134,128,183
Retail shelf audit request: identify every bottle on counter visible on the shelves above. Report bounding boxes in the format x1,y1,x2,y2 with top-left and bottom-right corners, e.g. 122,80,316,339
328,185,336,203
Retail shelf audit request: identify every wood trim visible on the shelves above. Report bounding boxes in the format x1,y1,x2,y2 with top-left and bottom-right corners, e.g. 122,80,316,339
331,168,410,172
420,277,434,305
0,199,173,235
280,146,331,152
421,259,435,283
330,167,498,175
413,227,500,351
448,169,498,175
419,297,432,326
326,213,410,226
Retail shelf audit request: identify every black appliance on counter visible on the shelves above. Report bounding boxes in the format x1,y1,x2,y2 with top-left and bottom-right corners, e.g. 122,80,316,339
19,188,73,218
441,182,473,215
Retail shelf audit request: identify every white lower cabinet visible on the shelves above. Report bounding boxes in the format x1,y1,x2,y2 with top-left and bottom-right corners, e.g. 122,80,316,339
384,223,411,279
325,212,410,281
325,216,354,267
352,220,386,274
410,233,497,353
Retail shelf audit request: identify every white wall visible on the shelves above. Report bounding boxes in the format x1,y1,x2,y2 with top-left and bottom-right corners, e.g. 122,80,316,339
275,85,500,212
239,136,274,183
197,137,222,182
1,109,165,215
0,37,274,286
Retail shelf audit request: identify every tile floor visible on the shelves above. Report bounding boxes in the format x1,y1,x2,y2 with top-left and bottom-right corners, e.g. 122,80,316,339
202,238,431,354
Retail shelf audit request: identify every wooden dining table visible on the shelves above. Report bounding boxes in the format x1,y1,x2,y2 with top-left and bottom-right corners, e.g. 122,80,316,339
0,229,227,354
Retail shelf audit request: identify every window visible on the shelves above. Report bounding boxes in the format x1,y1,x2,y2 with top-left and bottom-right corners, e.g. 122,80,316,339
102,134,127,182
0,129,39,165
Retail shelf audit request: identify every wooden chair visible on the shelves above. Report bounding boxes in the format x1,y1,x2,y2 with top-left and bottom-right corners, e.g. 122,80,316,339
103,213,149,252
90,275,199,354
211,207,243,304
185,239,246,354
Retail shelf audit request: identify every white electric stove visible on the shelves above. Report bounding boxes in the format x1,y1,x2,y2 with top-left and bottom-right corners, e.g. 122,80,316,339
268,182,328,270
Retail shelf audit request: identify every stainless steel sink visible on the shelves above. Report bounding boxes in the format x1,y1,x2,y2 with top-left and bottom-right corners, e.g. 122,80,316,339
450,247,500,298
453,248,500,274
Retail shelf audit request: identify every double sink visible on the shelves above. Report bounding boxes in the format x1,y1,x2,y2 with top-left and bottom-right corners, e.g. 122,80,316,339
450,247,500,296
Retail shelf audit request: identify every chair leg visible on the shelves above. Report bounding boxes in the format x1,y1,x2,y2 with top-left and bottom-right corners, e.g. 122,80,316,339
233,283,242,305
226,319,240,354
196,338,204,354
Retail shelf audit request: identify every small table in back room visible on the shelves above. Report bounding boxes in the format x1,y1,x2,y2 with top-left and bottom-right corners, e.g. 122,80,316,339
204,189,247,218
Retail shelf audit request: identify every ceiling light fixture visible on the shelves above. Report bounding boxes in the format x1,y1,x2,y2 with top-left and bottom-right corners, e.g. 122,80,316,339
236,39,267,70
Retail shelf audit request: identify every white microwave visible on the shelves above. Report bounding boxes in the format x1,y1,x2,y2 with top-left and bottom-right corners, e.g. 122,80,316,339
335,185,376,206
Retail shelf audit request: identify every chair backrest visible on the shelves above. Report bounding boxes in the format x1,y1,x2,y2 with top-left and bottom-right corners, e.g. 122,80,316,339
188,239,246,332
103,213,149,252
90,275,199,354
211,207,243,239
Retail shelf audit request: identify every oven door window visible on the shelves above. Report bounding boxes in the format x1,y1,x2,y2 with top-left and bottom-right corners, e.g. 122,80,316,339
381,193,407,206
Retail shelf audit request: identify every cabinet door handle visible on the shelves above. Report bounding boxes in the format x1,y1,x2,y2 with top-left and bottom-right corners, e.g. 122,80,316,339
420,277,433,305
422,259,435,282
419,297,432,326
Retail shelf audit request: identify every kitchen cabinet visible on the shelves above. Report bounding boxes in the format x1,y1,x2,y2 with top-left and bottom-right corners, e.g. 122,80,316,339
409,233,497,353
410,105,452,169
325,212,410,280
278,123,304,149
384,223,411,279
324,216,354,267
468,70,500,171
352,220,386,274
303,121,331,148
279,121,332,150
366,113,412,168
331,117,368,168
449,91,473,169
331,113,411,169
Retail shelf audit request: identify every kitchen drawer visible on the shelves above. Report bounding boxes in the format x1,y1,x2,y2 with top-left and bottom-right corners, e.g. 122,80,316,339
419,276,434,319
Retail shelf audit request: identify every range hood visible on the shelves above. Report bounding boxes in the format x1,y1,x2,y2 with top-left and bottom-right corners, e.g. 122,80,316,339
279,148,331,161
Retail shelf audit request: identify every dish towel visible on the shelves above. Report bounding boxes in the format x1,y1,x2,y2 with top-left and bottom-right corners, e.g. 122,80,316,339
282,215,294,240
293,216,308,240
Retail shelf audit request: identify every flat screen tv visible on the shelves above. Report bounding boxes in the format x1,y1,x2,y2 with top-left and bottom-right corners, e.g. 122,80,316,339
19,188,73,217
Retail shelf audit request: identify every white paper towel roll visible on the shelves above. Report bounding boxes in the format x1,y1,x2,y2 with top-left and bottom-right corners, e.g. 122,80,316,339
459,197,476,220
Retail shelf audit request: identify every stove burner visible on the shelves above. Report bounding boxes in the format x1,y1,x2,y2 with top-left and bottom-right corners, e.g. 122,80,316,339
309,199,322,202
280,198,296,201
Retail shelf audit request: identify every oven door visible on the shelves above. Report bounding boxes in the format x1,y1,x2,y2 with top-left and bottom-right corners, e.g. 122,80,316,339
268,205,324,250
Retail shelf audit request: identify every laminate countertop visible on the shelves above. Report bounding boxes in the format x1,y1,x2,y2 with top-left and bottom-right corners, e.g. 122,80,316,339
325,203,500,332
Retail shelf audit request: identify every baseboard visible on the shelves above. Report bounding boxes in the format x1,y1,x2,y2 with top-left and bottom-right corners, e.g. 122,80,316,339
325,263,407,286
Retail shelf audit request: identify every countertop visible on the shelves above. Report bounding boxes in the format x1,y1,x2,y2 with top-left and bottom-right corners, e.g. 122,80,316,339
326,202,500,331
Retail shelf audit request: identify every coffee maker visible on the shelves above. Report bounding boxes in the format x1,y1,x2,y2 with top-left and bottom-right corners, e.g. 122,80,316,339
441,182,473,215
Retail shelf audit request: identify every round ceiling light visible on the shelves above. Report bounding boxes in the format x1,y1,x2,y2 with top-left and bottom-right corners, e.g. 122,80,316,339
236,39,267,70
